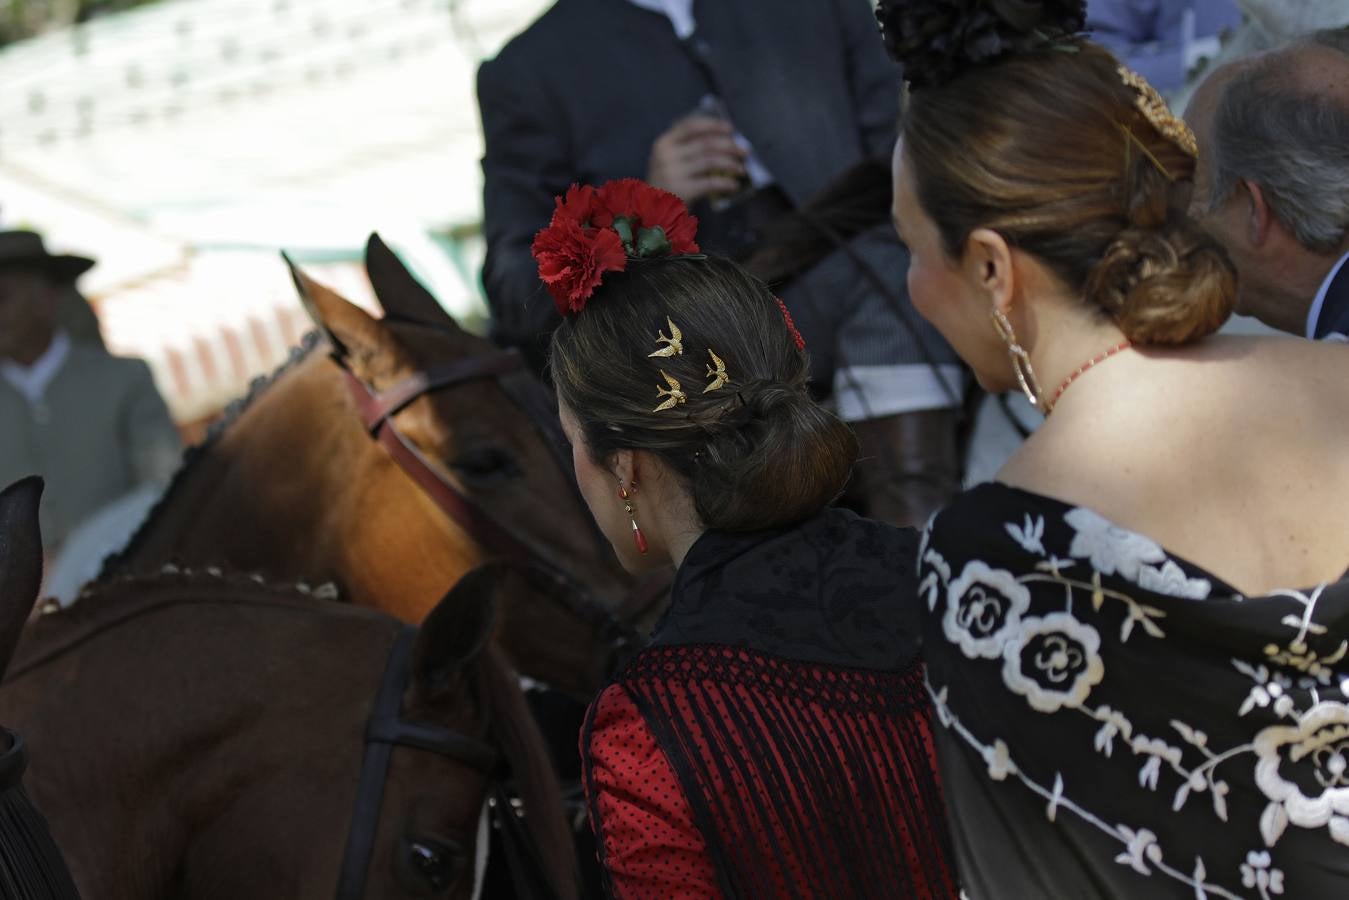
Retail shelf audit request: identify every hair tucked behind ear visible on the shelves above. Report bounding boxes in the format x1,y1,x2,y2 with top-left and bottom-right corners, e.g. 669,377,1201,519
550,257,856,532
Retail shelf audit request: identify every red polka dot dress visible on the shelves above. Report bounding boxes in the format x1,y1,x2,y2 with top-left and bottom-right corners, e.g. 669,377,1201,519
580,510,958,899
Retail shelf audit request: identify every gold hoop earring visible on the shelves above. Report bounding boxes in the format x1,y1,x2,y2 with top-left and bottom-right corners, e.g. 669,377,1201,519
990,309,1044,410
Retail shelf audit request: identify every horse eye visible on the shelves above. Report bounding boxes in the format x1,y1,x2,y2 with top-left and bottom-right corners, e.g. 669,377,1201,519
406,839,462,891
451,447,519,483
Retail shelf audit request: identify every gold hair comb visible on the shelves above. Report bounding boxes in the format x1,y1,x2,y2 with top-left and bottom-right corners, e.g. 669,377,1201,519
653,370,687,412
1118,65,1198,158
648,317,684,358
703,349,730,393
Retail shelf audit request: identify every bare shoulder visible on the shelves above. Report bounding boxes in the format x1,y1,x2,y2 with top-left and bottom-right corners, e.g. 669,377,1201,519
998,335,1349,590
1196,333,1349,379
999,336,1349,510
1176,336,1349,433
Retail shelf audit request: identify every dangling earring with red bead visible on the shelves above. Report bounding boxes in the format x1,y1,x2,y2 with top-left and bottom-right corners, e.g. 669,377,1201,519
619,481,648,554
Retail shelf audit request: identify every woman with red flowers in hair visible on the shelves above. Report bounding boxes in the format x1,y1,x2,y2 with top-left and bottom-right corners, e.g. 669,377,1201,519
535,178,956,899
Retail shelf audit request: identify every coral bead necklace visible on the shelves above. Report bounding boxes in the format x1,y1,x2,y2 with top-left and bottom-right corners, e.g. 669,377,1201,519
1044,341,1132,415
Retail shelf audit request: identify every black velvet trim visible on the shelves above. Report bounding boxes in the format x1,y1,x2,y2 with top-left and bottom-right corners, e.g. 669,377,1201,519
0,782,81,900
653,509,923,671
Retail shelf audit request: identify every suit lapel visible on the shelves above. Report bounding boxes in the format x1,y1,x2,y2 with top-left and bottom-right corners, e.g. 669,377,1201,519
1314,255,1349,340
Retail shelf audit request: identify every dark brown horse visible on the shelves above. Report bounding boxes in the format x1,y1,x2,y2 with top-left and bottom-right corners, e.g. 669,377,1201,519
102,236,663,697
0,477,81,900
0,478,44,679
0,562,575,900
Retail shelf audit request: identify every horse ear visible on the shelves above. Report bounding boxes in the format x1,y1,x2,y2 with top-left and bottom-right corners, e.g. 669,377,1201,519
412,564,503,700
283,252,399,371
0,476,44,680
364,233,465,334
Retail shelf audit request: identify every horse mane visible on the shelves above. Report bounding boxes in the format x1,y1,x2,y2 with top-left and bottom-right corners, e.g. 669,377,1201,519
99,331,324,577
475,644,578,900
7,569,385,681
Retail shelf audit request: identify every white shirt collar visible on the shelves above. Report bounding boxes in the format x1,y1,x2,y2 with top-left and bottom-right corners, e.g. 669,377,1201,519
1305,250,1349,339
0,330,71,409
626,0,696,39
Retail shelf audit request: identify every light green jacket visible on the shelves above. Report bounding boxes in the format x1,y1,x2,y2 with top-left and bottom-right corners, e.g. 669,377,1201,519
0,344,180,551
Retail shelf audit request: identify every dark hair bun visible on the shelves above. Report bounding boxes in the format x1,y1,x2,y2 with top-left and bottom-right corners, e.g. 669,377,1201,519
876,0,1087,89
1085,221,1236,345
691,382,857,532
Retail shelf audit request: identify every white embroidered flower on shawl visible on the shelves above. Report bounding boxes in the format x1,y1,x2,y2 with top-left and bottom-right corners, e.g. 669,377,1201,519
1253,700,1349,848
1136,559,1212,600
1002,612,1106,713
1064,507,1212,599
984,739,1015,781
1005,514,1046,556
1064,507,1166,581
919,549,951,613
1240,850,1286,897
1113,826,1161,875
944,561,1031,659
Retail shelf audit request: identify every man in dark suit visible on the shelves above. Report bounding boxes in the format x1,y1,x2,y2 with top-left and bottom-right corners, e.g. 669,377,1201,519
1186,26,1349,342
478,0,964,527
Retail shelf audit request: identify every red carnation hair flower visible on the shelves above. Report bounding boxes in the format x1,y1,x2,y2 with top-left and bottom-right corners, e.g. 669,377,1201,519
531,178,701,315
595,178,700,255
552,183,601,228
532,215,627,316
775,297,806,352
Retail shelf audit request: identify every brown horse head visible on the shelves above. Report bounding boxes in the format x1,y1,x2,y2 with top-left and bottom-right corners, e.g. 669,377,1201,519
1,565,575,899
0,477,43,679
107,236,662,696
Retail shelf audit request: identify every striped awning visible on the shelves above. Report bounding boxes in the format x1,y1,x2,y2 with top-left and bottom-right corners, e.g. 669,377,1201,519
92,251,376,423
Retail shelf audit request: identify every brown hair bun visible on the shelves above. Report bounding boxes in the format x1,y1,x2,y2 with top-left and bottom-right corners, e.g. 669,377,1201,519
691,381,856,532
1085,221,1236,344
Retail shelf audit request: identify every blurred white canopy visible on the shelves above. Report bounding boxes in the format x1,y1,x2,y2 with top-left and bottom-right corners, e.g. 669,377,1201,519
0,0,550,421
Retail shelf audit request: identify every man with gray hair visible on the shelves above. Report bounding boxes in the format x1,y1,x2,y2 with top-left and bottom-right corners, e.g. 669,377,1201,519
1186,26,1349,340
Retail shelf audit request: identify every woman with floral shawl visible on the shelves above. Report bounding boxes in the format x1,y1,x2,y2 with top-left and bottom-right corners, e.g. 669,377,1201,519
879,0,1349,896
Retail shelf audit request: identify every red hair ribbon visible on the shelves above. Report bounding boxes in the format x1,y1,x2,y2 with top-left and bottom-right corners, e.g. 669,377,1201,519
775,297,806,352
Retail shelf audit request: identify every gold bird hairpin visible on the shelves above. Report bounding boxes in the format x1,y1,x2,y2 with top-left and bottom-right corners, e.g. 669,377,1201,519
703,349,730,393
653,370,687,412
648,317,684,358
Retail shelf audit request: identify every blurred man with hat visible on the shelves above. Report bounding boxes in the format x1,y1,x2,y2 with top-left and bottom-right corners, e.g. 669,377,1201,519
0,229,180,556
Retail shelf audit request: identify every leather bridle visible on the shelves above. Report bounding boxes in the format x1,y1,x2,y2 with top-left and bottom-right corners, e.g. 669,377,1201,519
335,626,498,900
333,343,667,673
331,340,672,899
334,626,556,900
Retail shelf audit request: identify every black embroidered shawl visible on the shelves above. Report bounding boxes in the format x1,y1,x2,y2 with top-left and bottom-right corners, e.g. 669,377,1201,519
0,730,81,900
592,508,956,899
922,482,1349,898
